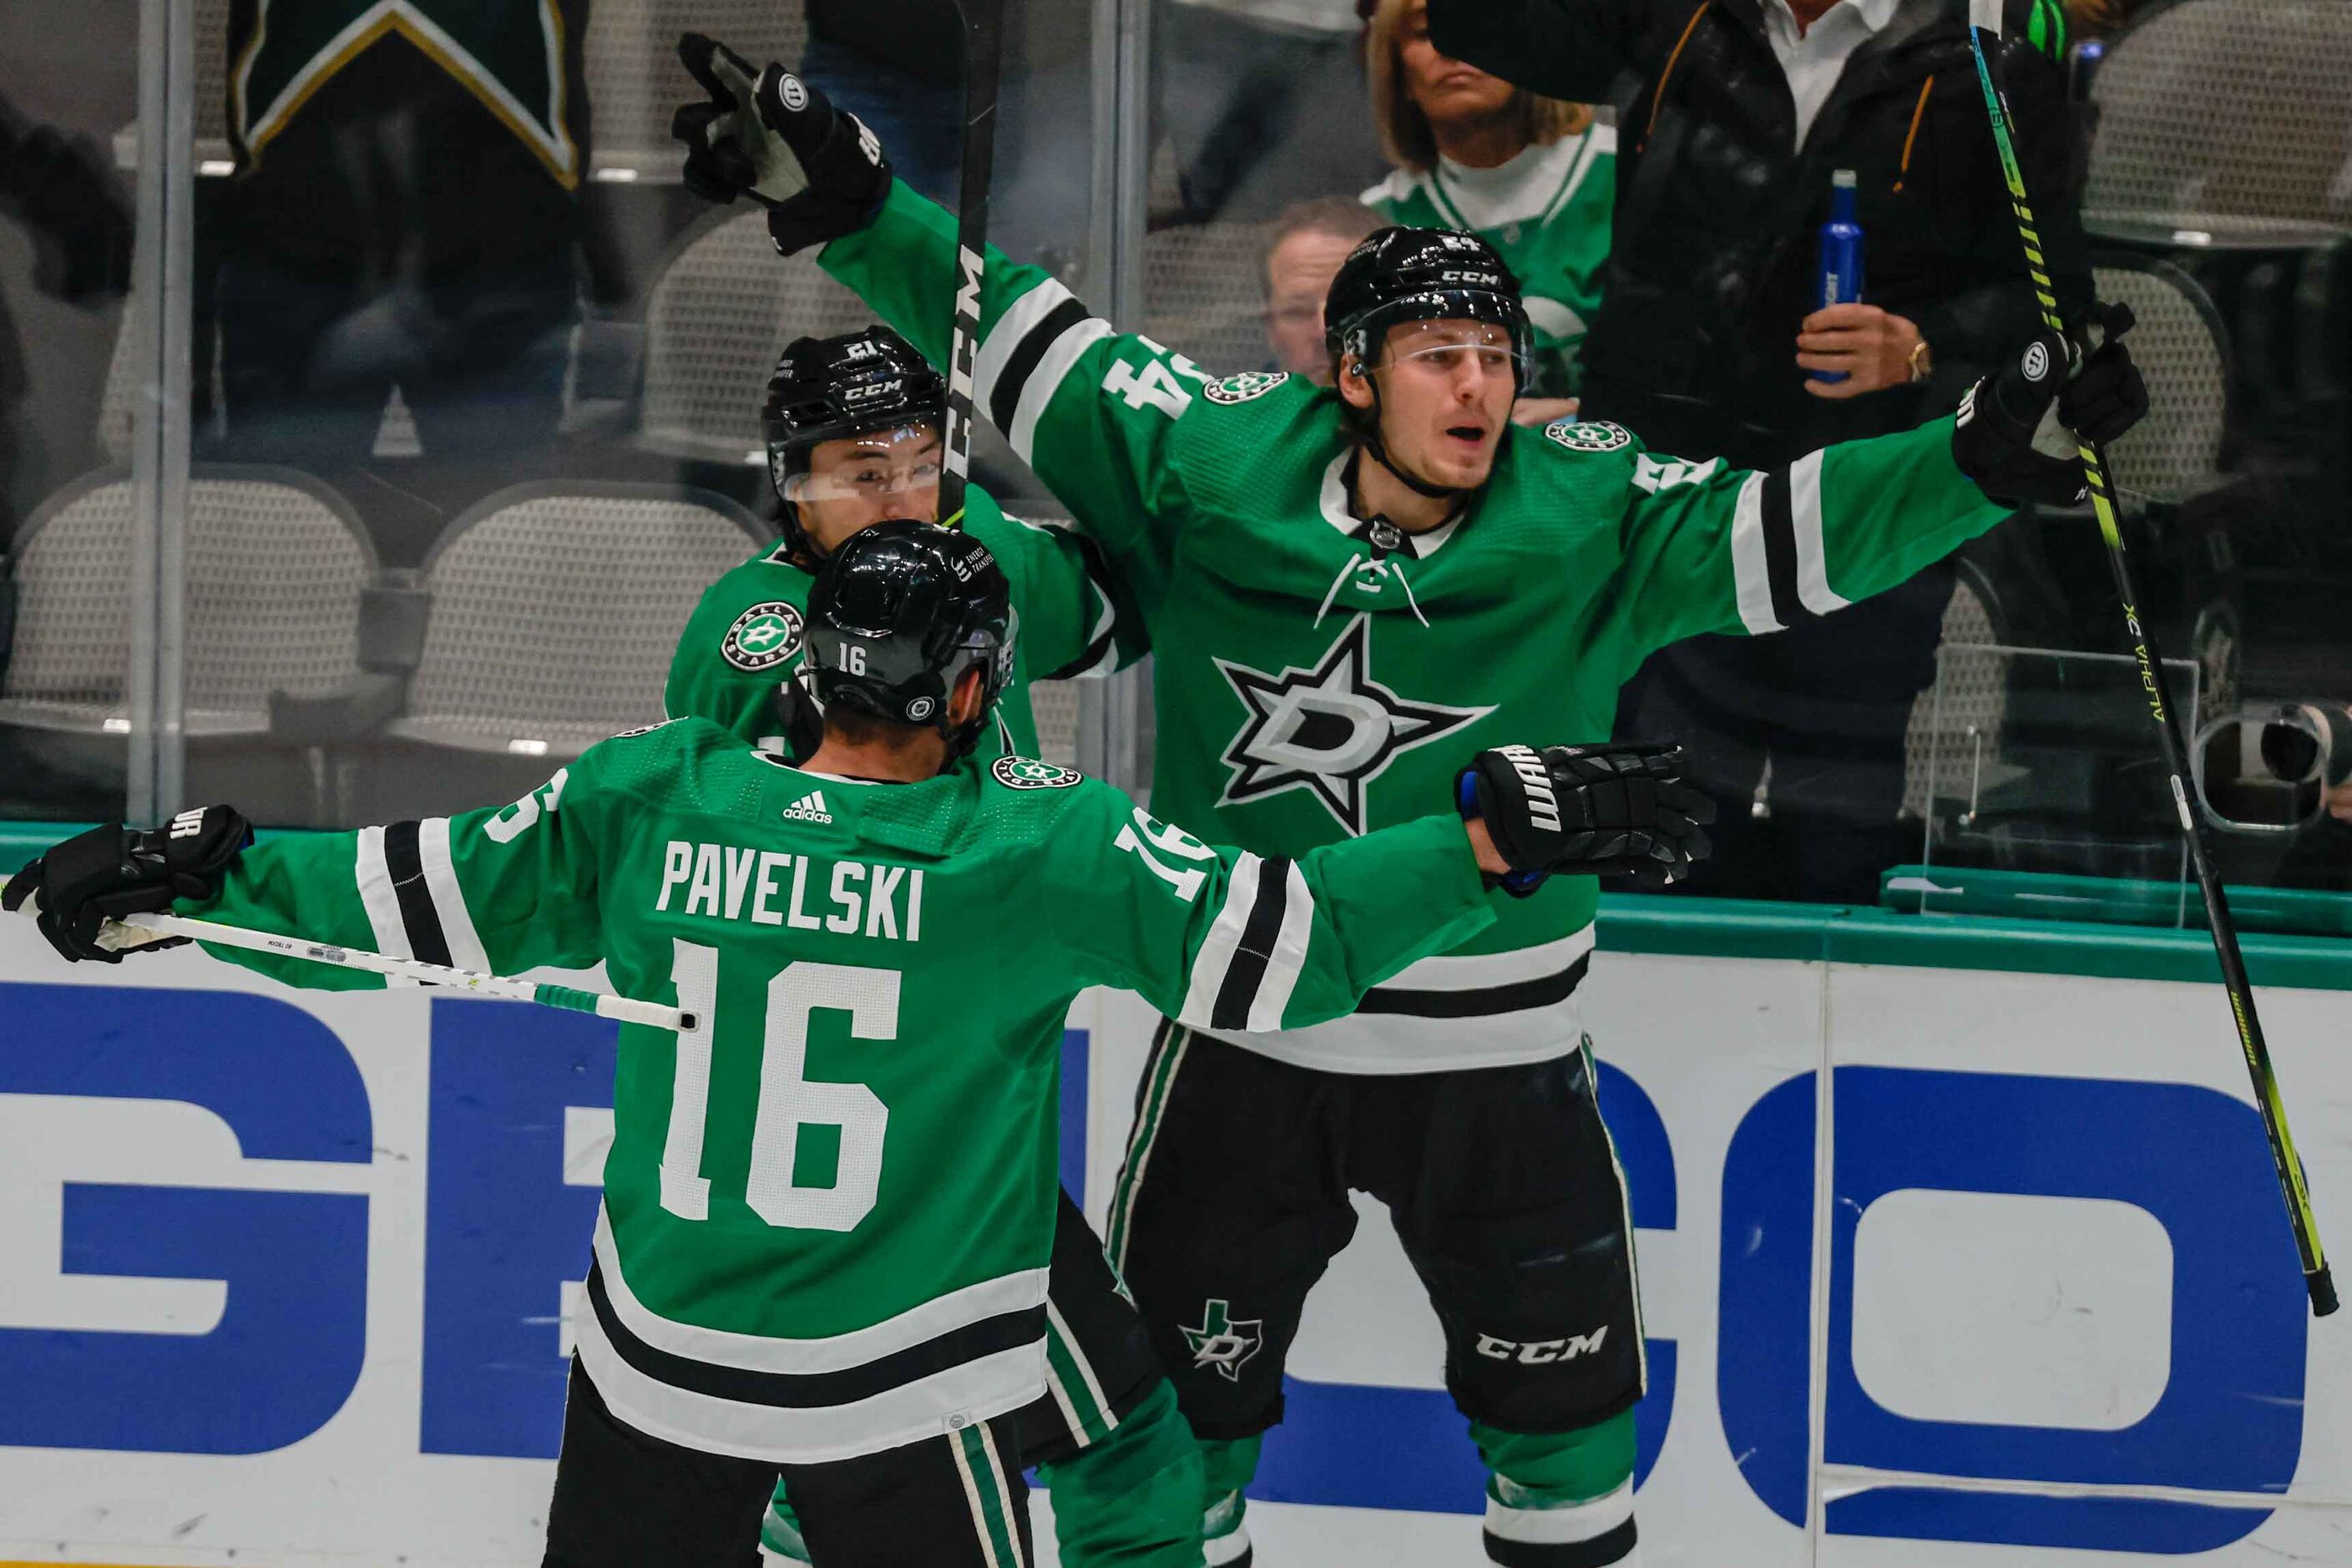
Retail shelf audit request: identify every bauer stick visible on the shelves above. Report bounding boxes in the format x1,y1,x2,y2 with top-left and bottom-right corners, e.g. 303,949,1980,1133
0,875,692,1032
937,0,1005,529
1965,0,2334,1316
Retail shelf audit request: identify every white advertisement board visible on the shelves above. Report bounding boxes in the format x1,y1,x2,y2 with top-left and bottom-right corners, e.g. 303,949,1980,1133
2,914,2348,1565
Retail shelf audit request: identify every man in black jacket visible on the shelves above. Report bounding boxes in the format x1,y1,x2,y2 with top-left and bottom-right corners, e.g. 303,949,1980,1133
1431,0,2092,902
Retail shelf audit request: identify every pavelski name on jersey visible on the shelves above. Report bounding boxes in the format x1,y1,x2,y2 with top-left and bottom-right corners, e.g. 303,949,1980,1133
655,841,925,942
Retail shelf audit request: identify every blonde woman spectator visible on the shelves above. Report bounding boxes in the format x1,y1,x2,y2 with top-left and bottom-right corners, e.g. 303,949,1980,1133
1362,0,1611,419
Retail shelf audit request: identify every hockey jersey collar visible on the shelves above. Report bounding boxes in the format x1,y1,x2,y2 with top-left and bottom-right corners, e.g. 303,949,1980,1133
1317,453,1464,559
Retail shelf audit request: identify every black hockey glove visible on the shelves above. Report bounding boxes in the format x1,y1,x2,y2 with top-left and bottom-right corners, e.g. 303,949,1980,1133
1,806,252,964
1952,303,2149,508
1458,743,1715,895
673,34,892,256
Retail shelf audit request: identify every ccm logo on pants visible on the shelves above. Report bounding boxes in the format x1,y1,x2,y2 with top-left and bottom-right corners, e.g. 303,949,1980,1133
1475,1328,1609,1365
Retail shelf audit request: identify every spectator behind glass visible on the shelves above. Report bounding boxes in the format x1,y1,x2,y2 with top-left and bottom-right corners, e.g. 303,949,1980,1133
205,0,620,560
1262,197,1385,382
1426,0,2095,906
1361,0,1610,423
1156,0,1385,224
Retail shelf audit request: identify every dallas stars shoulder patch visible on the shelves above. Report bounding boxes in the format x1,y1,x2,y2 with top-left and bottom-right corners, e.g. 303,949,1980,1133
1542,418,1631,454
1202,370,1288,405
721,601,805,672
1214,613,1492,836
992,756,1084,790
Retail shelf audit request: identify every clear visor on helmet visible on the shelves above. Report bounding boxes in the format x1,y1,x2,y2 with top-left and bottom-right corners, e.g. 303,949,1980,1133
778,423,943,505
1371,318,1521,376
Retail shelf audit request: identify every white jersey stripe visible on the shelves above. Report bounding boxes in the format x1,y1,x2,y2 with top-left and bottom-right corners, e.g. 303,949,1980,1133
593,1205,1049,1374
1245,858,1317,1032
1176,852,1264,1029
572,1307,1044,1465
1011,319,1115,464
1485,1476,1635,1545
417,817,488,972
979,1423,1028,1566
1789,448,1849,615
974,277,1077,419
353,827,418,985
1729,470,1783,633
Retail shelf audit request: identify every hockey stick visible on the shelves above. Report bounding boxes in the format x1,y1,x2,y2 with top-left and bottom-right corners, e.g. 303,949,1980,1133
0,875,693,1032
937,0,1004,529
1965,0,2335,1317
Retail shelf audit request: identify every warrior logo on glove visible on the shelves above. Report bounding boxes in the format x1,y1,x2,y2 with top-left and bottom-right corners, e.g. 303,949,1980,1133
1459,742,1716,893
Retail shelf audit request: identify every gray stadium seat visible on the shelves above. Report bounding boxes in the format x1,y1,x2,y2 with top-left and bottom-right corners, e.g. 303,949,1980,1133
0,467,375,739
2094,260,2231,506
2086,0,2352,235
388,482,768,758
1143,220,1279,377
1902,568,2008,822
583,0,807,176
638,214,873,462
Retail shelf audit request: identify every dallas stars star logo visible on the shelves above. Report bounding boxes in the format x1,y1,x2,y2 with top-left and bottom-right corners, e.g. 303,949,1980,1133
1181,1299,1264,1382
1214,614,1492,836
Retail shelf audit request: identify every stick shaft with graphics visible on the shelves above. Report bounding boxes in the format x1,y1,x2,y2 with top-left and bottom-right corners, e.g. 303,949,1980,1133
938,0,1004,529
1966,0,2334,1316
0,876,691,1030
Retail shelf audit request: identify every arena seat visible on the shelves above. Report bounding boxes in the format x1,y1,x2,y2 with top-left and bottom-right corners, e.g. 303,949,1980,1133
1900,565,2009,825
345,482,763,818
0,467,378,820
2094,260,2232,507
638,213,873,463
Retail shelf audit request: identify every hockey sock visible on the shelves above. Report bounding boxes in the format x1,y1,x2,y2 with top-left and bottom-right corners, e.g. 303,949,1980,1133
1036,1381,1207,1568
1199,1433,1264,1567
1471,1411,1640,1566
758,1488,810,1565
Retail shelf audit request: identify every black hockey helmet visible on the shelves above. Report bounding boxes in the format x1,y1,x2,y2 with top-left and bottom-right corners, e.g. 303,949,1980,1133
802,518,1015,761
763,325,948,557
1323,226,1532,382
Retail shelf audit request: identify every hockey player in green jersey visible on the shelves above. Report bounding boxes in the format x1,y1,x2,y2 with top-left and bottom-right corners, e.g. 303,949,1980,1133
671,41,2147,1567
667,324,1129,761
3,522,1710,1567
663,319,1190,1568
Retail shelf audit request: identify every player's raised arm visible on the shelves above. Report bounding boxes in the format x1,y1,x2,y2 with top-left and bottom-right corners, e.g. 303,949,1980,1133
670,36,1201,584
989,514,1147,682
1597,322,2148,663
3,735,639,988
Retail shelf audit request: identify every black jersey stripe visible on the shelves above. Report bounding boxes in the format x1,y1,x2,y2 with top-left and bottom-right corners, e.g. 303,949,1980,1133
1759,467,1801,630
382,820,452,968
989,296,1092,433
1208,857,1295,1033
1355,953,1590,1019
1039,535,1122,680
1485,1515,1637,1568
584,1262,1047,1410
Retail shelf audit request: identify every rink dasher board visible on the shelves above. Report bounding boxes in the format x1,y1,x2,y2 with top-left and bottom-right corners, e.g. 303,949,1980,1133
1,903,2348,1566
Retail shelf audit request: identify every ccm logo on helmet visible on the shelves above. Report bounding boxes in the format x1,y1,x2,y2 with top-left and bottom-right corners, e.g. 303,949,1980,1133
1498,744,1560,832
842,379,903,404
1475,1328,1610,1364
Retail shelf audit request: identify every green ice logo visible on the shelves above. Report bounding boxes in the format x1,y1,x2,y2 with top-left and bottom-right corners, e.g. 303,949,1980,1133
1181,1299,1263,1382
721,602,805,672
992,756,1083,790
1202,371,1289,406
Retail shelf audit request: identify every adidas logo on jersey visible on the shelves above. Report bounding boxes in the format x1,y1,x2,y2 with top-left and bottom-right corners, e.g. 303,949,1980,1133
781,791,832,824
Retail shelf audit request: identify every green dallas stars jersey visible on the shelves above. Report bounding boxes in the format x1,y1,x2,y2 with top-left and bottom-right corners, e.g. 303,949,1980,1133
665,498,1130,758
172,717,1495,1460
818,179,2014,1075
1361,123,1616,398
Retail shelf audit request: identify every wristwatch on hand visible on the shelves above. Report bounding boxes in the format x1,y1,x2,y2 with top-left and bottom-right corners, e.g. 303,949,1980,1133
1907,336,1935,384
